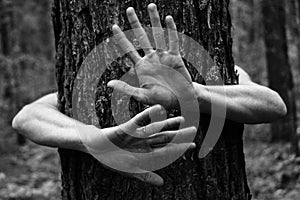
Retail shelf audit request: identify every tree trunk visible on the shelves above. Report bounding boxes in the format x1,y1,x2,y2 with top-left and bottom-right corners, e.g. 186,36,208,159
262,0,299,153
296,0,300,78
287,0,300,74
0,0,26,145
298,0,300,78
53,0,252,199
38,0,54,60
0,0,12,56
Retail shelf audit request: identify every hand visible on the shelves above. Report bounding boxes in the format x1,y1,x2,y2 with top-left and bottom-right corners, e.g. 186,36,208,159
79,105,196,186
108,3,196,109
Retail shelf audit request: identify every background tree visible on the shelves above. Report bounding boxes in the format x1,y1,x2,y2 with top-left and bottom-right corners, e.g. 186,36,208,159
0,0,26,145
231,0,266,86
0,0,13,55
0,0,56,146
53,0,252,199
287,0,300,80
232,0,255,63
262,0,299,155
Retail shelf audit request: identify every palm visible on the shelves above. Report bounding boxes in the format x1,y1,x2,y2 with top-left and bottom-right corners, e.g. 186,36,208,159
135,52,193,108
108,4,195,109
140,52,191,82
80,105,196,186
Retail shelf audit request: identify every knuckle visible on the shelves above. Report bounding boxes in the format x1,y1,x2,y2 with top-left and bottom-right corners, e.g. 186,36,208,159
162,134,171,143
131,19,140,28
151,17,160,24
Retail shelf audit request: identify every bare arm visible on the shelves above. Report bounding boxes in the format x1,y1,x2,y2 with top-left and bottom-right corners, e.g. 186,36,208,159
106,4,286,125
12,93,89,152
12,92,196,186
12,93,195,152
193,66,287,124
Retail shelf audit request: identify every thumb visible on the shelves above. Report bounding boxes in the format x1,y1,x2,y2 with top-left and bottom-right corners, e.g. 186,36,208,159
107,80,147,102
132,171,164,186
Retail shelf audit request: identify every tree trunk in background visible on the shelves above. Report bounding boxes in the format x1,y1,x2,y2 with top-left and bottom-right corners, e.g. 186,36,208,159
287,0,300,73
53,0,251,199
287,0,300,149
238,0,255,44
298,0,300,92
0,0,12,56
296,0,300,77
248,0,255,43
38,0,54,61
0,0,26,145
262,0,299,154
232,0,256,64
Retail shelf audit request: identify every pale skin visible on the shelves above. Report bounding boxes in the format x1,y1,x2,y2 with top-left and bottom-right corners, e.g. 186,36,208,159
12,94,196,186
12,3,287,186
108,4,287,124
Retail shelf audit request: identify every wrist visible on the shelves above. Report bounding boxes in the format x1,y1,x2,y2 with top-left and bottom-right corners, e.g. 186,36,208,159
80,125,119,155
74,124,96,153
192,82,210,113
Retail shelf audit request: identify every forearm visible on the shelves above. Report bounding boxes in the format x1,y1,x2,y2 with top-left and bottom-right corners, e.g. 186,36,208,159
193,83,287,124
12,95,90,153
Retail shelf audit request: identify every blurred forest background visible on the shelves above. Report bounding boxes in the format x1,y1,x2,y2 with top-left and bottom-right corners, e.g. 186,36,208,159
0,0,299,199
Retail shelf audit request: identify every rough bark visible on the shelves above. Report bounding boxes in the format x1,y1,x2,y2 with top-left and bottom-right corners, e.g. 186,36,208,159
53,0,251,199
262,0,299,153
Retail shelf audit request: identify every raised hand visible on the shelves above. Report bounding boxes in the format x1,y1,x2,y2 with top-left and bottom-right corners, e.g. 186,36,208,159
108,3,196,109
79,105,196,186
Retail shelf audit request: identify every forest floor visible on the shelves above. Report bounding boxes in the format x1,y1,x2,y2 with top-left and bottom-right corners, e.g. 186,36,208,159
245,141,300,200
0,125,60,200
0,128,300,200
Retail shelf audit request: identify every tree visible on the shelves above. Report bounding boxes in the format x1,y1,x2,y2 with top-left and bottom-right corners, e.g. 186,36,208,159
53,0,252,199
232,0,256,62
262,0,299,154
287,0,300,72
0,0,13,55
0,0,27,145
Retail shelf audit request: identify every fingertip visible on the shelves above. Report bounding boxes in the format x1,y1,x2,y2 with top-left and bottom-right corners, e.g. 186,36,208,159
173,116,184,124
152,174,164,186
154,105,166,116
107,79,117,87
148,3,157,12
152,104,164,111
112,24,118,30
189,143,196,149
191,126,197,132
126,7,135,15
112,24,120,34
179,116,185,123
165,15,173,23
156,177,164,186
136,172,164,186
